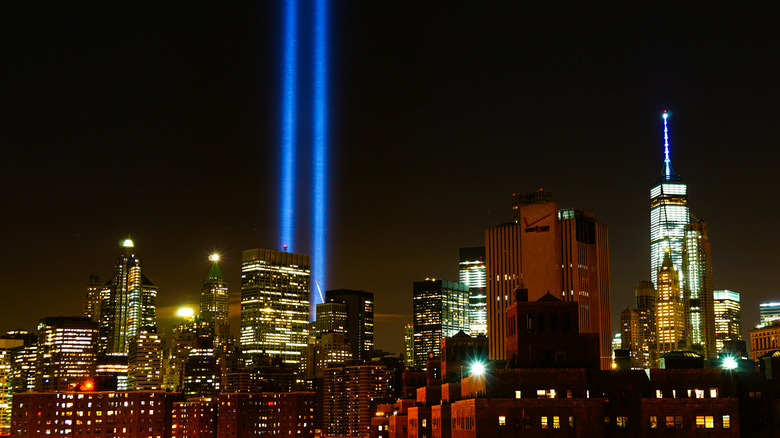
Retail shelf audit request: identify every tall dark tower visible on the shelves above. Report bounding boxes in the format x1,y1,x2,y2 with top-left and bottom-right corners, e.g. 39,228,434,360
324,289,374,361
99,238,157,356
200,254,229,347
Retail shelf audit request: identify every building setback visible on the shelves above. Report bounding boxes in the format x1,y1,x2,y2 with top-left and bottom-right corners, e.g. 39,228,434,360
324,289,375,361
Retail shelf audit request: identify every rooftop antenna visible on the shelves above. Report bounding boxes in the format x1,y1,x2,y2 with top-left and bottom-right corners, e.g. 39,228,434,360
662,110,674,179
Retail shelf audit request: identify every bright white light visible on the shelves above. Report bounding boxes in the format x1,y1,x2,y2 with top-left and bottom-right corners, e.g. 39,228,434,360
209,253,220,262
722,357,738,370
471,361,486,376
176,307,194,319
663,112,668,119
122,239,134,248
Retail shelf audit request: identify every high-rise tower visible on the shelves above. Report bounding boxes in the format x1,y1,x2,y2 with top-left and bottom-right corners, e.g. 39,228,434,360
714,290,742,353
655,250,685,356
99,239,157,356
486,191,611,368
240,248,310,368
412,279,469,369
650,111,690,289
682,220,716,358
324,289,375,360
459,247,487,335
200,254,229,347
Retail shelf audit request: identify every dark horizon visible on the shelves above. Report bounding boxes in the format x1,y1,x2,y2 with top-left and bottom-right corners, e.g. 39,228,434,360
2,3,779,353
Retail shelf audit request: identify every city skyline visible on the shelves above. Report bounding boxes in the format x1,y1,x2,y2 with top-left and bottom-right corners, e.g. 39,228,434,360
2,4,779,354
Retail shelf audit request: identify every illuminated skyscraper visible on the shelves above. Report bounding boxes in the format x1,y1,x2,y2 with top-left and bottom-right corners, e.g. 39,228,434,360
459,247,487,335
240,248,310,368
759,302,780,327
412,279,469,369
127,327,162,390
324,289,374,361
655,251,686,356
200,254,229,347
682,220,716,358
0,337,24,435
714,290,742,352
486,191,611,368
650,111,690,290
99,239,157,356
36,317,98,392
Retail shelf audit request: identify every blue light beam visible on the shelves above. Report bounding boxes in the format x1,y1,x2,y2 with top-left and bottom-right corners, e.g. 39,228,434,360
280,0,299,252
311,0,329,318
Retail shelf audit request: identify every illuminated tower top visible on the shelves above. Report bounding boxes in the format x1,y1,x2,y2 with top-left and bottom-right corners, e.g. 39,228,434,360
661,110,675,180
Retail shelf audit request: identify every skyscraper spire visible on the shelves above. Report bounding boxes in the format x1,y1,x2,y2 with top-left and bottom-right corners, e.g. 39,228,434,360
662,110,674,179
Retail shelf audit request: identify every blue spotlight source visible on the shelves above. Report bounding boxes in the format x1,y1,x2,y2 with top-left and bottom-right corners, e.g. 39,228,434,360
311,0,329,318
280,0,299,252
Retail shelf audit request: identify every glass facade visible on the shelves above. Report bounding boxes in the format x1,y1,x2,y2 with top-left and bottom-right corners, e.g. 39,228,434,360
650,181,689,291
682,222,716,358
412,279,469,369
759,302,780,327
240,249,310,369
655,253,685,356
714,290,742,352
459,247,487,336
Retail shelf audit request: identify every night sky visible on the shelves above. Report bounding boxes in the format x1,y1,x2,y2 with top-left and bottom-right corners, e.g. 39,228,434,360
2,4,779,354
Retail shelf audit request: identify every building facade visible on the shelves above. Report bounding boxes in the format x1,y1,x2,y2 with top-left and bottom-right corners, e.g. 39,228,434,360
323,362,389,437
759,302,780,328
35,317,98,392
682,220,716,358
99,239,157,356
486,191,611,368
240,248,310,368
324,289,375,361
127,327,163,390
459,247,487,336
412,280,469,369
200,255,229,348
714,290,742,353
655,251,686,357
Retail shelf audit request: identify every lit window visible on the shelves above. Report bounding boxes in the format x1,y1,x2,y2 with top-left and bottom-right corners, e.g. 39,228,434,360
656,390,662,399
515,391,521,399
616,417,627,428
498,416,506,426
722,415,731,429
710,388,717,398
650,416,657,429
569,416,575,428
695,389,704,399
665,416,674,429
553,416,560,429
541,417,548,429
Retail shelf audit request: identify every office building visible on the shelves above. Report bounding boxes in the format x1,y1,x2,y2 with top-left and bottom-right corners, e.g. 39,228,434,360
99,238,157,356
749,322,780,361
11,391,175,437
2,332,37,394
163,316,213,392
183,344,220,399
486,191,611,368
634,281,656,368
241,248,310,368
650,111,690,290
323,361,389,437
0,338,24,435
127,327,163,390
404,324,414,368
315,301,348,335
459,247,487,336
171,400,217,438
324,289,374,360
200,254,229,348
35,317,98,392
413,280,469,369
620,306,643,369
655,251,686,356
217,392,315,438
714,290,742,353
682,220,716,358
759,302,780,328
83,274,102,323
